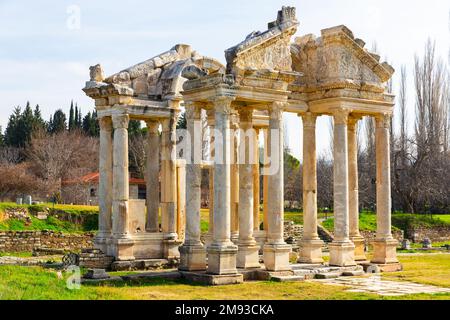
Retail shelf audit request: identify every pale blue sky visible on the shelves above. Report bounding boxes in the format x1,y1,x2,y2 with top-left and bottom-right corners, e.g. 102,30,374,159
0,0,449,158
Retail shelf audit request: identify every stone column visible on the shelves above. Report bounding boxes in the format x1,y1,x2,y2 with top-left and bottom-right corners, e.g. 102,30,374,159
253,128,261,231
207,111,215,243
96,116,113,253
348,116,366,261
145,120,160,233
329,109,356,267
372,114,399,265
263,128,269,233
179,103,206,271
263,102,291,271
298,112,324,264
237,109,260,269
207,96,238,275
112,114,134,261
230,117,240,243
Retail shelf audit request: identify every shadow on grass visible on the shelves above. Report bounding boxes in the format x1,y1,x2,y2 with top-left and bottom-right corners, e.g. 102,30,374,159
82,276,219,289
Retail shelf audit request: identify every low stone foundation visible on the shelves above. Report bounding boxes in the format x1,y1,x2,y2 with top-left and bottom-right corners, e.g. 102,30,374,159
0,231,94,253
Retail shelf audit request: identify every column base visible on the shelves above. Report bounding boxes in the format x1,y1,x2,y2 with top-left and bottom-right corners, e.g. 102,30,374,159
329,240,356,267
207,243,238,275
298,239,324,264
371,238,399,264
111,237,135,261
179,244,207,271
237,243,260,269
164,239,182,260
263,243,291,272
93,232,110,254
350,235,367,261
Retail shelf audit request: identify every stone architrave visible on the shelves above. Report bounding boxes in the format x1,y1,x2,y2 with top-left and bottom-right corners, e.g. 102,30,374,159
145,120,160,233
348,116,367,262
298,112,324,264
371,114,399,265
329,109,356,267
236,109,260,269
263,102,291,272
207,96,239,275
179,103,206,271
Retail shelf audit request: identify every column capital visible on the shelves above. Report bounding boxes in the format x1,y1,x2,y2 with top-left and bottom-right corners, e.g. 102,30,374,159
185,103,201,120
301,112,317,128
375,113,391,128
238,108,254,123
112,114,129,129
99,116,113,131
348,115,362,128
211,95,235,114
268,101,286,120
145,120,160,134
332,108,350,125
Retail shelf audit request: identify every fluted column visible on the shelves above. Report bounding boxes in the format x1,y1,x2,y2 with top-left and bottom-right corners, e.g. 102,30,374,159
372,114,399,265
329,109,356,267
179,103,206,271
237,109,260,269
298,112,323,264
207,110,215,240
263,102,291,271
348,116,366,261
253,128,261,231
263,128,269,233
230,116,240,243
112,114,134,261
96,116,113,253
145,120,160,233
207,96,238,275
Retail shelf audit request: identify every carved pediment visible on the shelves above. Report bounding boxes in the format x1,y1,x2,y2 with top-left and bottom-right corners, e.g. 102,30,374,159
225,6,298,74
291,25,394,96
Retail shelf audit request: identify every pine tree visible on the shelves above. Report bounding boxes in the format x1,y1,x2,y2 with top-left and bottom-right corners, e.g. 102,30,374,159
5,106,22,147
18,101,35,145
33,104,46,132
82,112,92,134
0,126,4,147
69,101,75,131
77,105,82,128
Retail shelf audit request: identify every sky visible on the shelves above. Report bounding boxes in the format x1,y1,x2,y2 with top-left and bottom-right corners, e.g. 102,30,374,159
0,0,449,159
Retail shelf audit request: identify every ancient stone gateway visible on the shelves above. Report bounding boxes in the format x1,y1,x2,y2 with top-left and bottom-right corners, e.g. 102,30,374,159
83,6,400,280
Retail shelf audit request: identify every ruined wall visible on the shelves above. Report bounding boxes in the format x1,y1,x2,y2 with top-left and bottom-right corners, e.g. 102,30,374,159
0,231,94,253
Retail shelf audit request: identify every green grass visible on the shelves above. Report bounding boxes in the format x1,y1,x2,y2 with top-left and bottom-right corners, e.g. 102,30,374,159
0,202,98,233
1,255,450,300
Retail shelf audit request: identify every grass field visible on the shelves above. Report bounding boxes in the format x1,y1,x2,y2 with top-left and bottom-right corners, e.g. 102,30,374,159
0,254,449,300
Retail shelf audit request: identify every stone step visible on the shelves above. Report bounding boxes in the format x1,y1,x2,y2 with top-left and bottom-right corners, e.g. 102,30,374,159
270,275,306,282
315,272,341,279
342,270,366,277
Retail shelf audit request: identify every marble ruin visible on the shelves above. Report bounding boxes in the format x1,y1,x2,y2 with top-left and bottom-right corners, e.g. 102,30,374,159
83,6,401,281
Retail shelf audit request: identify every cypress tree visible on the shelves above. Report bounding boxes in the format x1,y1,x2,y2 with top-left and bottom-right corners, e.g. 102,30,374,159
69,101,75,131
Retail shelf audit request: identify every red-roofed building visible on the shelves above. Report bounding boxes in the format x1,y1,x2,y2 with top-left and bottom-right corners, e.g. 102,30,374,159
62,172,147,205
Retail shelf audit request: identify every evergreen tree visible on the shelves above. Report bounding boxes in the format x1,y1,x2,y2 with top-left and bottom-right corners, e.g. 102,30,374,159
128,120,142,137
33,104,46,132
177,111,187,129
18,101,35,145
69,101,75,131
4,106,22,147
74,105,79,128
77,105,82,128
48,109,67,133
82,112,92,134
0,126,4,147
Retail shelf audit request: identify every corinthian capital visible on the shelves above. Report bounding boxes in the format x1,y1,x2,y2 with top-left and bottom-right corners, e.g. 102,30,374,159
238,108,253,123
301,112,317,128
332,108,350,125
211,95,235,114
145,120,160,134
185,102,201,120
98,116,112,132
112,114,130,129
375,113,391,129
269,101,286,120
